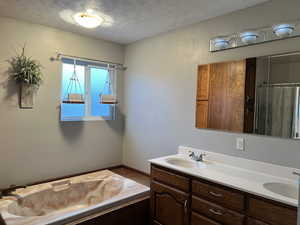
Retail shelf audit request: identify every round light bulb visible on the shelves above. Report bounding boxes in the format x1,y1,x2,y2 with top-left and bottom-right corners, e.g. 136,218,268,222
73,11,104,29
273,24,295,38
213,38,230,50
240,31,259,44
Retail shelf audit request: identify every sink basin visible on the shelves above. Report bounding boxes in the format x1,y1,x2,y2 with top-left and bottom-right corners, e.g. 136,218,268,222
165,158,196,168
165,158,207,169
263,182,298,200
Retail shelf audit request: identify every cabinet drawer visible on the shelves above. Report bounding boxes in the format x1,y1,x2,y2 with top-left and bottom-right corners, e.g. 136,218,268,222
248,197,297,225
191,212,221,225
192,196,244,225
192,179,245,211
151,166,189,192
247,218,270,225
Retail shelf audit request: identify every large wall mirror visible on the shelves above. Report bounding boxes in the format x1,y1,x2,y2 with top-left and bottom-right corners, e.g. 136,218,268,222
196,52,300,139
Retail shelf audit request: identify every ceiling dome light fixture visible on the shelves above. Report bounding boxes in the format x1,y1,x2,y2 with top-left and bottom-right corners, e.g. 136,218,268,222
273,24,295,38
213,38,230,50
73,10,104,29
240,31,259,44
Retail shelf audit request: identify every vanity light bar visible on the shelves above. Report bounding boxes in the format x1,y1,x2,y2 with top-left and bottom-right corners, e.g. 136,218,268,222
210,20,300,52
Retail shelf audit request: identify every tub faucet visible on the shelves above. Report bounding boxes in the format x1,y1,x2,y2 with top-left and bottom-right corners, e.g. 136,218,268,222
0,213,6,225
189,151,206,162
1,185,26,198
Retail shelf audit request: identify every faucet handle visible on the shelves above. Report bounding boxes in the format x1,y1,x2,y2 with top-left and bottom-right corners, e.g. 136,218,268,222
293,171,300,176
188,151,195,156
199,152,207,160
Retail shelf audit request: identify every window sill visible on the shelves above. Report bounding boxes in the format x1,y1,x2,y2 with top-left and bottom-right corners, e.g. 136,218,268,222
61,116,112,122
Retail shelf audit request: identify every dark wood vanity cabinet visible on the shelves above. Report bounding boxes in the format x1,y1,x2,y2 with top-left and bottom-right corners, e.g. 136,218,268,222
150,165,297,225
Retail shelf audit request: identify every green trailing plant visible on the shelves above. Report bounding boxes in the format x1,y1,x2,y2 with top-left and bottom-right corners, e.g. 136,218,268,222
8,46,43,88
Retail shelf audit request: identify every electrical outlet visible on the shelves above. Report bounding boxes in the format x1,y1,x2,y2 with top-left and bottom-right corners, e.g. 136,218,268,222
236,138,245,151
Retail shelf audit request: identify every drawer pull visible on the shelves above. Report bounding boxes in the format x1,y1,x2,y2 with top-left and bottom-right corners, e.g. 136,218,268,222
209,208,223,216
209,191,223,198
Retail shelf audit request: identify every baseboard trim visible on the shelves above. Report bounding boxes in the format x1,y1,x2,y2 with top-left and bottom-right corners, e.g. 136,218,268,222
122,165,150,177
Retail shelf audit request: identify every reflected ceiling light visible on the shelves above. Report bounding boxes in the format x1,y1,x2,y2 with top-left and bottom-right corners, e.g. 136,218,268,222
213,38,230,50
73,10,104,29
273,24,295,38
240,31,259,44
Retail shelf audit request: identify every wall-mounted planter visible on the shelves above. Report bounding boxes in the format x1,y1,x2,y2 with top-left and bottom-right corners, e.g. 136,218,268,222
7,46,43,109
20,83,34,109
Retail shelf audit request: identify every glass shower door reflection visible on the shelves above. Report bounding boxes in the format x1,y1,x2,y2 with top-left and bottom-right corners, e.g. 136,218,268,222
256,85,300,139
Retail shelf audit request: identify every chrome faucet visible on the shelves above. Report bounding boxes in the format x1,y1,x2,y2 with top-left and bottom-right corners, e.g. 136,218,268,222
189,151,206,162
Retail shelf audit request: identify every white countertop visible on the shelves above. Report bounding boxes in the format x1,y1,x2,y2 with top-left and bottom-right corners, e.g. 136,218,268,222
149,146,299,207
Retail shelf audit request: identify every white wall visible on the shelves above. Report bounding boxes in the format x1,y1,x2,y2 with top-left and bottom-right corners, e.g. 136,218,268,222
122,0,300,173
270,62,300,84
0,17,124,188
1,0,300,188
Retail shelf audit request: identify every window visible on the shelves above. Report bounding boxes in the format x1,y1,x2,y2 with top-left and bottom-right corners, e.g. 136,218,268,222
60,59,116,121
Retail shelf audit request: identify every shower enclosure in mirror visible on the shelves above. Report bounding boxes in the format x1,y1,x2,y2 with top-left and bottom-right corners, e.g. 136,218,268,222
195,52,300,139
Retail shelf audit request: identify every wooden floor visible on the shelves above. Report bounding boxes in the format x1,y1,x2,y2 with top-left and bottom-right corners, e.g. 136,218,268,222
110,167,150,187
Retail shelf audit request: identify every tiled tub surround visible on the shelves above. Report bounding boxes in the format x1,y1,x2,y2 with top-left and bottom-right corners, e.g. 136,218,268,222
0,170,150,225
149,146,299,207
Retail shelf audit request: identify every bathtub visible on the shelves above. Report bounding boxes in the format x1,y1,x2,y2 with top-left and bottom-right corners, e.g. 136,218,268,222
0,170,150,225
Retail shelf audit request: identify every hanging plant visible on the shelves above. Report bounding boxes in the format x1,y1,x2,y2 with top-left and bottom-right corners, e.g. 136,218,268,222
8,46,43,87
7,46,43,108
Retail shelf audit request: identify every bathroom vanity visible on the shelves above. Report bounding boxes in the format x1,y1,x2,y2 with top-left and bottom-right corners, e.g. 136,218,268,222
149,148,299,225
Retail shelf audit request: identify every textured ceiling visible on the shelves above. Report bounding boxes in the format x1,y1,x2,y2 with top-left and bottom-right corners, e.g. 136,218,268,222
0,0,268,44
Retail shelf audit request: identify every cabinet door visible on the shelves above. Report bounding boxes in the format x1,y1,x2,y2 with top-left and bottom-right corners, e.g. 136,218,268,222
151,181,189,225
208,60,246,132
197,65,210,100
196,101,209,128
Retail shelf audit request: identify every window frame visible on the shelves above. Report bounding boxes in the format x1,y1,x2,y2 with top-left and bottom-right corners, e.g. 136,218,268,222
60,62,116,122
